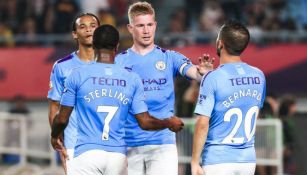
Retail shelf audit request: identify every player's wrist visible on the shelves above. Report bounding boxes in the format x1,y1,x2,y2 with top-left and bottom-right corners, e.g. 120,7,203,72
163,117,173,129
191,160,200,165
51,131,59,139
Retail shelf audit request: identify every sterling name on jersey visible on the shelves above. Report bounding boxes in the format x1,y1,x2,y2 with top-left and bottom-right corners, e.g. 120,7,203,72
60,63,148,157
194,62,266,165
47,52,94,149
115,45,193,146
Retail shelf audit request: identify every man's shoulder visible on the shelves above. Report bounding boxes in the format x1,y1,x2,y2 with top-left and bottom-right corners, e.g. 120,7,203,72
116,50,129,58
249,65,264,74
55,53,74,64
155,45,168,53
52,53,77,70
155,45,180,56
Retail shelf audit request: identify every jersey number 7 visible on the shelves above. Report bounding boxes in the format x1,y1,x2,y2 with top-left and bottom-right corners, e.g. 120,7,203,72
97,106,119,140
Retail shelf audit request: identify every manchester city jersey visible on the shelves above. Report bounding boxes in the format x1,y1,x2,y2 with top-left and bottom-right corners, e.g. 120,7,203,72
194,62,266,165
47,52,94,149
115,45,193,146
60,63,148,157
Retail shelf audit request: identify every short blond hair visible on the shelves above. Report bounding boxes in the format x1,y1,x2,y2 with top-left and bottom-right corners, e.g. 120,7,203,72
128,1,155,24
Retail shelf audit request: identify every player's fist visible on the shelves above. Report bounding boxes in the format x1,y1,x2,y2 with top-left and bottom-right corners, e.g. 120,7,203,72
167,116,184,132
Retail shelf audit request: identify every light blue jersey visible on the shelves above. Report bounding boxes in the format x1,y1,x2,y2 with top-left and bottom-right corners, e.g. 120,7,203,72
115,45,193,146
60,63,148,157
47,52,93,149
194,62,266,165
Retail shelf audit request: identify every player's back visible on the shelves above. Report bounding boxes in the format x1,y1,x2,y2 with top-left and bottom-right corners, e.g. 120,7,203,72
198,62,266,165
66,63,146,157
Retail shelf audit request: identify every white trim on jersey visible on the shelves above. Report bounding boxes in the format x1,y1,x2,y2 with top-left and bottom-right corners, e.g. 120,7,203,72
179,63,189,76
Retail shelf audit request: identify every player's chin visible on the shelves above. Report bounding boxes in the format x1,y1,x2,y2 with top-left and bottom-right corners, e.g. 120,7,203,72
140,40,153,47
82,41,93,47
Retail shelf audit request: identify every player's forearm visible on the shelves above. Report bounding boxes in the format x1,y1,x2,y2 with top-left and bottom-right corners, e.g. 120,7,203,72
48,99,60,127
186,66,203,82
51,114,68,138
51,105,73,138
191,116,209,164
135,112,172,131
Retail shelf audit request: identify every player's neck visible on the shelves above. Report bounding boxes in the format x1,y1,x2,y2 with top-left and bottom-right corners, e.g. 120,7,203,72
96,50,115,64
77,46,95,62
220,55,241,65
131,44,155,56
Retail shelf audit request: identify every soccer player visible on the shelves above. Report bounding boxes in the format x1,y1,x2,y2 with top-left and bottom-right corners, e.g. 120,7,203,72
115,2,213,175
50,24,184,175
47,13,100,173
191,20,266,175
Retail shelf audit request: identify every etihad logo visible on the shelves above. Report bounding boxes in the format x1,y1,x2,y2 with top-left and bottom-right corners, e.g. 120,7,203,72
155,61,166,70
142,78,167,85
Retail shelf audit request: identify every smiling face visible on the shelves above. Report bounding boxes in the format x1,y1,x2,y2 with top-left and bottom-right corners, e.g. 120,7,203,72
127,14,156,48
72,15,99,47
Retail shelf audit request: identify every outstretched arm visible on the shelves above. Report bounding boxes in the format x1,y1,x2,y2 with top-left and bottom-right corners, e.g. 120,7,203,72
191,115,209,175
135,112,184,132
186,54,215,82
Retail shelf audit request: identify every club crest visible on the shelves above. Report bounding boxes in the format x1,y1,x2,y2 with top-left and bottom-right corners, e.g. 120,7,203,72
155,61,166,70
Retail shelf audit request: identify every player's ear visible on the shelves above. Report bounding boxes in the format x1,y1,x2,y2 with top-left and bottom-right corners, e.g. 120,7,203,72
217,40,223,50
115,43,120,52
72,31,78,40
127,24,133,34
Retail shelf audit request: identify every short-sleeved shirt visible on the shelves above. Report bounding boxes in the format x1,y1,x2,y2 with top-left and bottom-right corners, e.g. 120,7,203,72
194,62,266,165
47,52,94,149
115,45,193,147
61,63,148,157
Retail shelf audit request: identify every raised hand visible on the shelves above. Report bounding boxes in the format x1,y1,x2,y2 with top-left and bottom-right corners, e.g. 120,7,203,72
197,54,215,76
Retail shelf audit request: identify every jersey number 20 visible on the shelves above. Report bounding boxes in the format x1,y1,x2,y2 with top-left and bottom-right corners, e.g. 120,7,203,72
97,106,119,140
222,106,259,144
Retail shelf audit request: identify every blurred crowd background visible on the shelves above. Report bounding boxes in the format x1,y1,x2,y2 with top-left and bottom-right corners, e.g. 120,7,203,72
1,0,307,175
0,0,307,47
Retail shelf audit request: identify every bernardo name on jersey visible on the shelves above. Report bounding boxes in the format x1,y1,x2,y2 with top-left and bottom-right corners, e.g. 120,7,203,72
222,76,262,108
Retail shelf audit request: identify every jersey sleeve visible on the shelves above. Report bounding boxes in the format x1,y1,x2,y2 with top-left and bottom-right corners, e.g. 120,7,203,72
169,50,193,77
129,73,148,115
60,70,79,107
47,63,63,101
194,72,215,117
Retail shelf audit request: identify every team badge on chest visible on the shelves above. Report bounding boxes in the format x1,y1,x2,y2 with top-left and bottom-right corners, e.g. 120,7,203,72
155,61,166,70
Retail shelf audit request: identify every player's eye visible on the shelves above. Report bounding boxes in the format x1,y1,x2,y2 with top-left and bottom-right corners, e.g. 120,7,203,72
79,25,85,29
91,24,97,28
